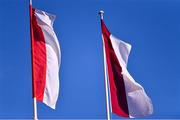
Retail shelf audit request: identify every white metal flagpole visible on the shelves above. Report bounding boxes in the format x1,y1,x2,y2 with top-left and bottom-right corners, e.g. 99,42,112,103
29,0,38,120
33,98,38,120
99,10,111,120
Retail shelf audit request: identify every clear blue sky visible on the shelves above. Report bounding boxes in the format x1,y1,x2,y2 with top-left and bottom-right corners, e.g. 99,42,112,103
0,0,180,119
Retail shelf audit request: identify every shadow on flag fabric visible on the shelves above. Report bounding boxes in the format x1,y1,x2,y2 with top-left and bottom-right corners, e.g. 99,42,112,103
30,6,61,109
101,19,153,118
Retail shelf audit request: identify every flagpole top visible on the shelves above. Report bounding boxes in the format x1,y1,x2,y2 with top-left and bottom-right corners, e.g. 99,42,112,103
99,10,104,20
30,0,32,5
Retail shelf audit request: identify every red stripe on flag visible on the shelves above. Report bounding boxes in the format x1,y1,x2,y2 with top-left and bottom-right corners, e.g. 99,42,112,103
30,6,46,101
101,20,129,117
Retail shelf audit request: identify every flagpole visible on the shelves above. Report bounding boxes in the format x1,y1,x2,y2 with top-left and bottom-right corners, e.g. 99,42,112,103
33,98,38,120
99,10,111,120
29,0,38,120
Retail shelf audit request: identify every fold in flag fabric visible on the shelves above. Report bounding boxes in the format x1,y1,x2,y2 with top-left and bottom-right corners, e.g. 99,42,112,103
30,6,61,109
101,19,153,118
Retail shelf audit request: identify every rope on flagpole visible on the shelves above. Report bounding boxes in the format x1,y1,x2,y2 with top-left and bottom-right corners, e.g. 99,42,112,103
99,10,111,120
29,0,38,119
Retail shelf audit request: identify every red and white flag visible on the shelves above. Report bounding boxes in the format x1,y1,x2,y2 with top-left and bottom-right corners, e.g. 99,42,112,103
30,6,61,109
101,19,153,118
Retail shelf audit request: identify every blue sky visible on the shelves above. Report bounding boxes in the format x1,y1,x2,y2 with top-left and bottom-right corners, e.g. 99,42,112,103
0,0,180,119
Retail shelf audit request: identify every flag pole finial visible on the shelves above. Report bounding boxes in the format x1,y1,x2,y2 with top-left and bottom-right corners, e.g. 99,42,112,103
30,0,32,5
99,10,104,20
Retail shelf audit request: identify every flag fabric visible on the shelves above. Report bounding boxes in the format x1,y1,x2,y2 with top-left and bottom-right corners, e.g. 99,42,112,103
30,6,61,109
101,19,153,118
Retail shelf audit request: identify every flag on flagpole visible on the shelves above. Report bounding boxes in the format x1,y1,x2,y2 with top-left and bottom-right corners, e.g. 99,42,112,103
101,19,153,118
30,6,61,109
